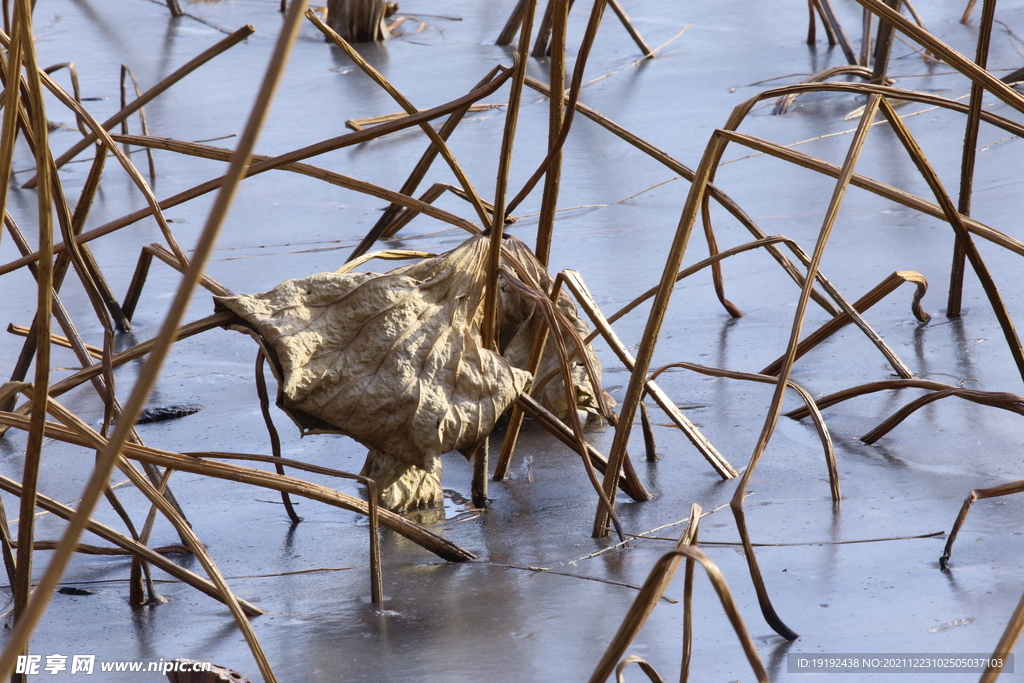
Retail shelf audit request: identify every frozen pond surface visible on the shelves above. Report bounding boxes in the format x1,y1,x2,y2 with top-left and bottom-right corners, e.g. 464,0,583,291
2,0,1024,680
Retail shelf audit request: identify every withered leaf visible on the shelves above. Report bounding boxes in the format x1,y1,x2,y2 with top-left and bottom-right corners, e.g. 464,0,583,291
216,235,531,470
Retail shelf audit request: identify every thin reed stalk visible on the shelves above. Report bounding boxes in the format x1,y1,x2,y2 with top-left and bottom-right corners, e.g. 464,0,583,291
760,270,929,376
474,0,539,506
505,0,607,215
118,65,156,181
255,351,301,524
515,73,840,315
786,378,1024,421
10,2,52,667
484,0,538,348
651,363,840,502
593,127,726,538
941,480,1024,569
0,469,262,615
817,0,858,64
514,394,650,501
853,0,1024,114
534,0,568,266
348,67,503,261
869,0,901,82
560,270,735,478
40,395,275,680
499,268,626,540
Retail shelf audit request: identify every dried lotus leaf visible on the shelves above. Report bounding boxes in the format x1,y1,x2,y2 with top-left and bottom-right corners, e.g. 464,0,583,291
215,235,532,470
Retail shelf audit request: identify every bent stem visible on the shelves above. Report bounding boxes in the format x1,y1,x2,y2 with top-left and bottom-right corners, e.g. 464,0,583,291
729,94,882,641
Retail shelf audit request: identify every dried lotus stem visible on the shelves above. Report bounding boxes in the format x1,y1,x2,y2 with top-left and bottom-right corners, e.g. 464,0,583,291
760,270,929,376
255,351,302,524
349,67,503,261
979,591,1024,683
941,480,1024,569
785,379,1024,420
948,0,998,316
876,97,1024,383
652,362,839,502
589,528,768,683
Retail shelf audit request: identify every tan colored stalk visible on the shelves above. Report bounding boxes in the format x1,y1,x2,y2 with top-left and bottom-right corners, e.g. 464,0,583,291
723,127,1024,256
39,395,274,679
484,0,538,348
588,542,767,683
0,9,24,228
535,0,568,266
0,471,262,615
868,0,901,83
613,656,664,683
652,363,840,502
942,480,1024,570
473,0,538,506
786,378,1024,420
605,0,652,56
0,3,311,679
493,283,553,481
679,506,700,683
111,136,482,236
0,32,189,267
505,0,608,215
948,0,997,316
6,325,103,358
255,351,301,524
499,269,626,539
560,270,736,478
862,387,1024,444
349,67,503,261
853,0,1024,114
9,7,53,670
513,394,650,502
495,0,528,45
817,0,858,64
593,130,727,538
727,96,882,640
119,64,156,180
979,591,1024,682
